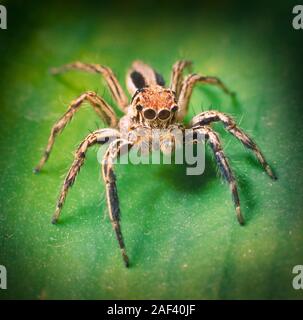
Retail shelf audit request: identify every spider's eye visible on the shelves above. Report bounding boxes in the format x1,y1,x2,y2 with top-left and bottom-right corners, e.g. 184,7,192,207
136,104,143,111
171,105,178,112
158,109,171,120
143,108,157,120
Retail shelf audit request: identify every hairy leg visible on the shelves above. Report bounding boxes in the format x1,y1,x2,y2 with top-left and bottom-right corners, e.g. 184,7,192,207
194,126,244,225
34,91,118,173
170,60,192,98
51,62,129,110
102,139,132,267
178,73,234,120
191,110,276,179
52,128,120,224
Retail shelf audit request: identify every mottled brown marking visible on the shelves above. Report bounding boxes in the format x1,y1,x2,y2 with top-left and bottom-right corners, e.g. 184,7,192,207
35,59,277,268
135,85,176,111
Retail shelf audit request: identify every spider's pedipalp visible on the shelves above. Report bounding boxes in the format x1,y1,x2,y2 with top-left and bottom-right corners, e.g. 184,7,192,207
191,110,277,179
193,126,244,225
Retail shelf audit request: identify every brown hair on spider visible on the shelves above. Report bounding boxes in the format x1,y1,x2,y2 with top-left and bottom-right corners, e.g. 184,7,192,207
131,85,178,127
34,59,276,268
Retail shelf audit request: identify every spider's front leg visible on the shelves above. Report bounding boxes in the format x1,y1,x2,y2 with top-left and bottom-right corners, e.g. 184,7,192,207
193,126,244,225
34,91,118,173
178,73,234,120
102,139,133,267
51,61,129,111
52,128,120,224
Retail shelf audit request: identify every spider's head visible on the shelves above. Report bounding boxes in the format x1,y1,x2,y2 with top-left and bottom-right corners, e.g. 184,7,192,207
130,85,178,127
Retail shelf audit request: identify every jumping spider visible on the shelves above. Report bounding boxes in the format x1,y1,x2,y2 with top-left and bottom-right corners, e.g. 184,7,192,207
34,60,276,267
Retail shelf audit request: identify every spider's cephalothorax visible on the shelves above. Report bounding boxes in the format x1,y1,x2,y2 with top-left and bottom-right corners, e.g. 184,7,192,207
34,60,277,267
129,85,178,129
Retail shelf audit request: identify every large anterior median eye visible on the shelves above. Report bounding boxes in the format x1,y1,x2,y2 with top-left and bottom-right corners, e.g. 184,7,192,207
158,109,171,120
143,108,157,120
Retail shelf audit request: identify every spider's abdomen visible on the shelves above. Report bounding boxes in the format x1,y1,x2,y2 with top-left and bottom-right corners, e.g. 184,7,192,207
126,60,165,96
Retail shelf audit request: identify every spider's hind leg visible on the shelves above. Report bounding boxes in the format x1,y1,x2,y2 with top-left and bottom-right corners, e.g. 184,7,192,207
194,126,244,225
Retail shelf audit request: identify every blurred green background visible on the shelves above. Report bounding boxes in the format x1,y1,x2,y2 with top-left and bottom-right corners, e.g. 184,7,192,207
0,0,303,299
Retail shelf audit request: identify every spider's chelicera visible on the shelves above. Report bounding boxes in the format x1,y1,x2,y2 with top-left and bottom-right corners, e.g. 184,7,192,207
34,60,277,267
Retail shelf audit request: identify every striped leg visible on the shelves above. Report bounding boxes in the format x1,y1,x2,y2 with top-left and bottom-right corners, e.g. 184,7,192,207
102,139,132,267
170,60,192,98
178,74,234,120
34,91,118,173
194,126,244,225
51,62,129,111
191,111,276,179
52,129,120,224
